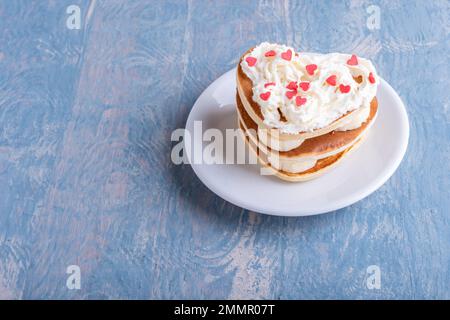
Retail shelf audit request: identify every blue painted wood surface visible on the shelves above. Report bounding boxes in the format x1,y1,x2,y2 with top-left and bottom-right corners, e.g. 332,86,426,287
0,0,449,299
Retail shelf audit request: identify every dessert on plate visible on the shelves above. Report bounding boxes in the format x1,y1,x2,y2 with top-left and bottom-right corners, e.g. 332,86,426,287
236,42,379,182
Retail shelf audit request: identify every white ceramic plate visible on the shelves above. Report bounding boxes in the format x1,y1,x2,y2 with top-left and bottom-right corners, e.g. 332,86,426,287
185,68,409,216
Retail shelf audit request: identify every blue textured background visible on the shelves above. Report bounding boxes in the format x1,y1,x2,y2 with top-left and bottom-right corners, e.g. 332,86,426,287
0,0,449,299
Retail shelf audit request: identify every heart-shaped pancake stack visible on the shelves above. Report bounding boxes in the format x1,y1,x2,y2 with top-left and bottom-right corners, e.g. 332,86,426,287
236,42,379,181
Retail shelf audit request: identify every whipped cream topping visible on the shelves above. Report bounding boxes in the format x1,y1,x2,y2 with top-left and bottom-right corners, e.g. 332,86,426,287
240,42,379,134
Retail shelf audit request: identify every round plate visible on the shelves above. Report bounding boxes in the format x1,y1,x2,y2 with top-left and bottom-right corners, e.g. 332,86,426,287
185,68,409,216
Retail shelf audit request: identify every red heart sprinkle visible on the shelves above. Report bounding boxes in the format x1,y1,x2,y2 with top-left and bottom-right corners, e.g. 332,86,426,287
265,50,276,57
306,64,317,75
326,75,337,86
339,84,351,93
285,90,296,100
264,82,276,88
286,81,298,90
260,92,271,101
299,82,310,91
347,54,358,66
281,49,292,61
245,56,257,66
295,96,307,107
368,72,376,84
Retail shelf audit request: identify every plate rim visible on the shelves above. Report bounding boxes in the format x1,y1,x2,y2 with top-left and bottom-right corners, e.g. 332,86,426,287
185,68,410,217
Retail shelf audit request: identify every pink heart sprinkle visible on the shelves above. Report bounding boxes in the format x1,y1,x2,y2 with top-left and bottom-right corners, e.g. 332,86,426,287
260,92,271,101
265,50,276,57
299,82,310,91
306,64,317,75
286,81,298,90
285,90,296,100
339,84,351,93
326,75,337,86
245,56,257,67
264,82,276,88
281,49,292,61
347,54,358,66
368,72,376,84
295,96,307,107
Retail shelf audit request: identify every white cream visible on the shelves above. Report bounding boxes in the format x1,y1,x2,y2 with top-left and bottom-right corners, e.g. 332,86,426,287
258,105,371,150
242,130,316,173
257,128,305,151
267,153,317,173
335,105,371,131
241,42,379,134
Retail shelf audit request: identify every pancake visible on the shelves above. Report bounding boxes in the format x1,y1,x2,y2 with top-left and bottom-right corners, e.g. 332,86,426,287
235,43,379,182
238,120,365,182
236,49,371,142
236,92,377,159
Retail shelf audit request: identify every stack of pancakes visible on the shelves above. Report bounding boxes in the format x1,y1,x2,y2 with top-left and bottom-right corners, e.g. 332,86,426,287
236,47,378,182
